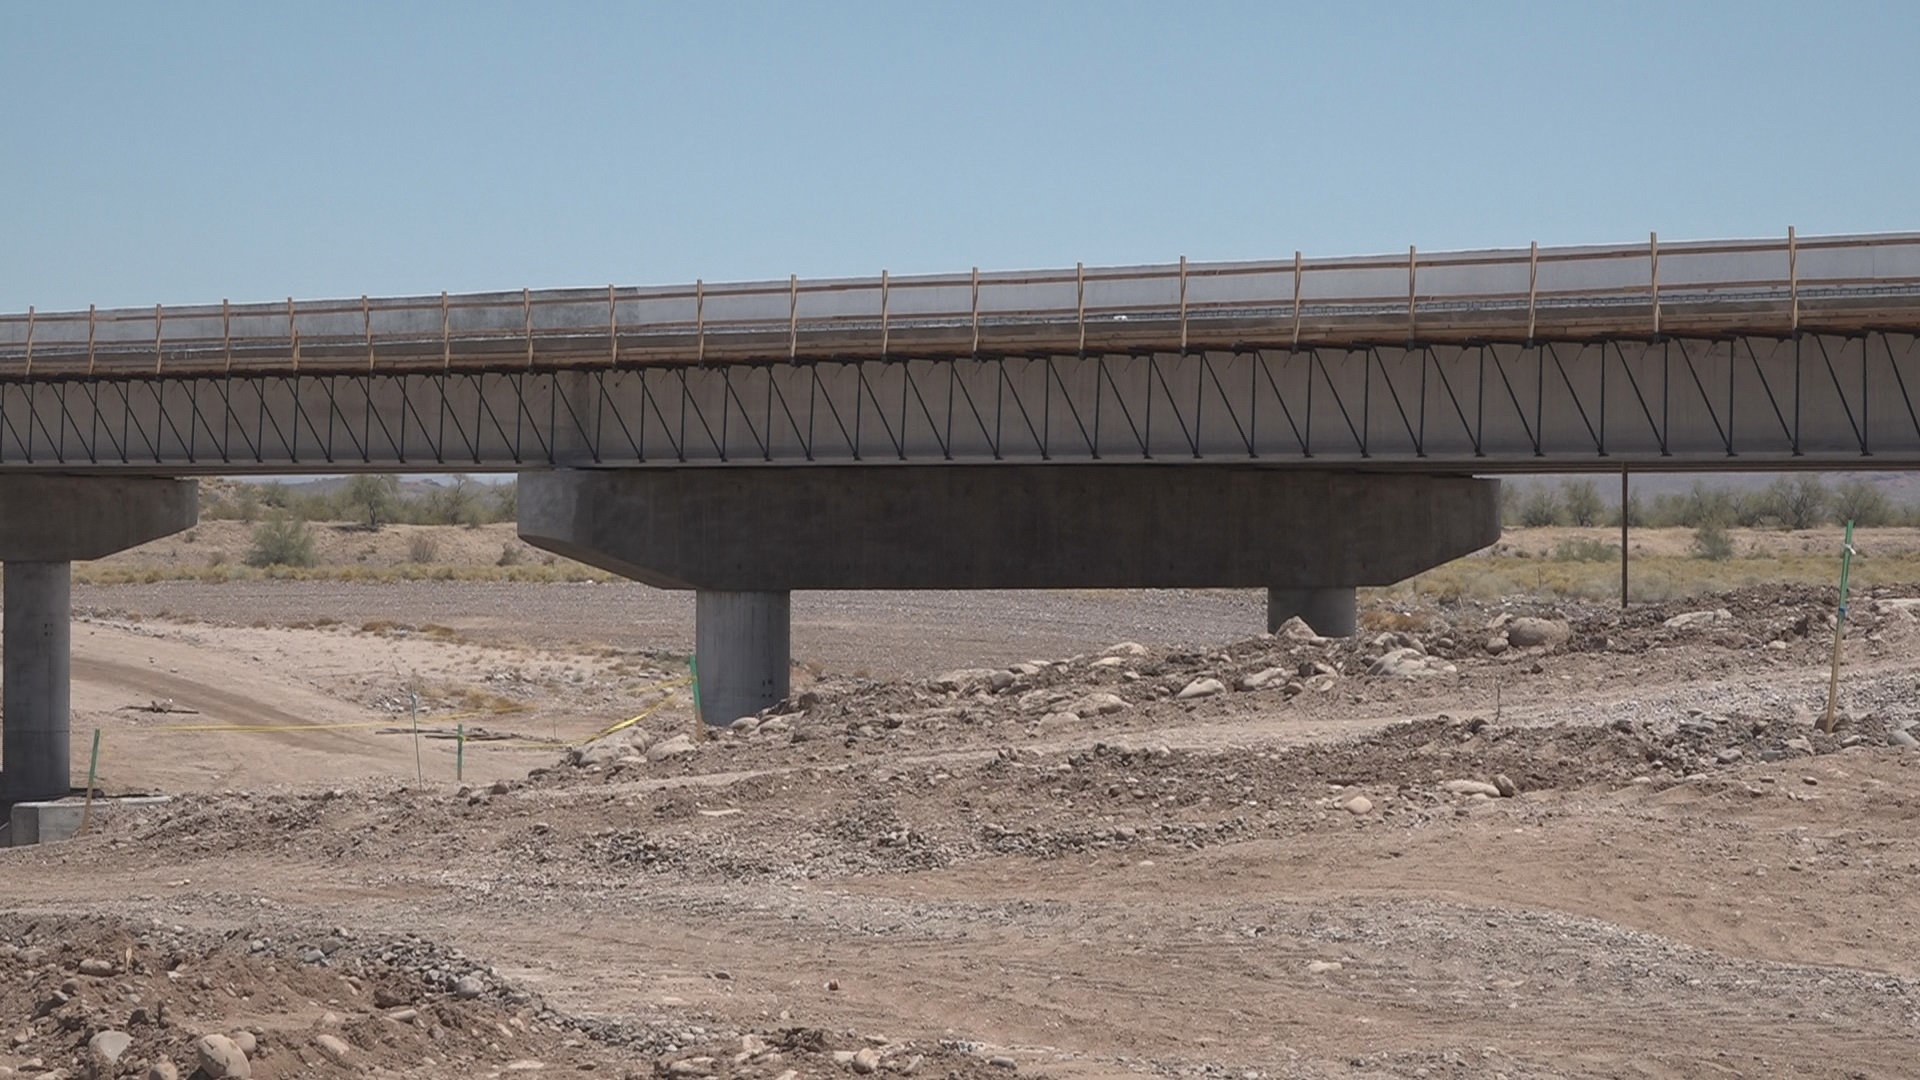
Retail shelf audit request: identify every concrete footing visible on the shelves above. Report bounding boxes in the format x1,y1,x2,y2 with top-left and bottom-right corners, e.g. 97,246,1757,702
6,795,172,847
0,477,198,802
1268,587,1358,638
695,591,791,726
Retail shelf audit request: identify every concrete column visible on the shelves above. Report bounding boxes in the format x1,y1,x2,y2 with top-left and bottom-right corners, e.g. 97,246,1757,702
2,562,72,801
694,590,790,726
0,477,197,805
1268,586,1357,638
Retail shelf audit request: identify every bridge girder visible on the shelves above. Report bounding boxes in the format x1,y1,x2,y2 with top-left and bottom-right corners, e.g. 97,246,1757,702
0,333,1913,471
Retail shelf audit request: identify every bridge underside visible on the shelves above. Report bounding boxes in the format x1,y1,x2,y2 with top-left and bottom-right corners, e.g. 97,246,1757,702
520,467,1501,723
0,333,1912,472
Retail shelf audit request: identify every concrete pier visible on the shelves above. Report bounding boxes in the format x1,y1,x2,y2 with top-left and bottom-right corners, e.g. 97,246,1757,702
1268,587,1358,638
3,563,72,803
695,591,791,725
520,466,1500,721
0,477,198,803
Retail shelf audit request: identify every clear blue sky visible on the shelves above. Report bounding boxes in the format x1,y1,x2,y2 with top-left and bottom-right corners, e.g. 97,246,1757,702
5,2,1917,312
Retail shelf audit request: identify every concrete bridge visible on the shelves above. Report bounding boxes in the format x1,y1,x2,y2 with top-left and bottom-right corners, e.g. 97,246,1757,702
4,230,1919,806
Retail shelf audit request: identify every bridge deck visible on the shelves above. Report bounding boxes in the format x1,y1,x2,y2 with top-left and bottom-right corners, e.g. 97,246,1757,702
5,232,1920,380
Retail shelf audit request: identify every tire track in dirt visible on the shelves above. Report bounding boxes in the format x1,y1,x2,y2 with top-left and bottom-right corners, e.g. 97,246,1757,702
75,655,354,744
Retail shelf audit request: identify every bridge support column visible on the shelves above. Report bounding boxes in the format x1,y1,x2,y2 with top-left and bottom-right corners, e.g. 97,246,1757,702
518,466,1499,724
695,590,791,724
4,562,71,805
1268,587,1357,638
0,477,198,803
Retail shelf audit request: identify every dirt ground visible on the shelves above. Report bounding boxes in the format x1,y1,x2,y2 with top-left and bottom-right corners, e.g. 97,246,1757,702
5,579,1920,1079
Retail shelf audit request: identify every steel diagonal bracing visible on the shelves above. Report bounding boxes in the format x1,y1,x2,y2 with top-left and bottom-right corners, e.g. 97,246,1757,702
0,333,1915,470
1883,334,1920,443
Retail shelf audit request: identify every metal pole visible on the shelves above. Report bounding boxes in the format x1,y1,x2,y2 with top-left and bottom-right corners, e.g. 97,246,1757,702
409,688,423,785
76,729,101,837
1620,464,1630,608
1821,520,1856,733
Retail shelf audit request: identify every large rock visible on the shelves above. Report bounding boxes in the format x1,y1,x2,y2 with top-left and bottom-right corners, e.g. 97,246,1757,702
570,730,642,768
1236,666,1288,691
1664,609,1733,631
644,734,699,763
88,1030,132,1066
1067,692,1130,718
148,1063,181,1080
1176,678,1226,701
1274,616,1319,643
931,668,1010,693
315,1033,354,1066
1505,617,1570,649
1370,631,1426,654
195,1034,251,1079
1367,648,1457,678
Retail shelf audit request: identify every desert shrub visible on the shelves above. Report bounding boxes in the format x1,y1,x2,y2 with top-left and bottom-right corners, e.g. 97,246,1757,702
246,513,317,568
407,533,440,563
1514,487,1563,527
289,490,345,522
422,476,482,527
1730,490,1774,528
1560,480,1604,527
346,475,401,530
1830,479,1891,527
1765,475,1829,530
491,480,518,522
1651,482,1739,528
1552,537,1618,562
1608,492,1647,528
1692,519,1734,561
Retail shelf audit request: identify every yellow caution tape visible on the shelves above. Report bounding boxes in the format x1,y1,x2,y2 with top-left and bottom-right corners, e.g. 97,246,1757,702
586,686,690,742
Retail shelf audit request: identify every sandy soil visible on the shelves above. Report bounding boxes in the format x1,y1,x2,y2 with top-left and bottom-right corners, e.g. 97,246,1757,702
1493,524,1920,558
5,583,1920,1079
74,581,1265,680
